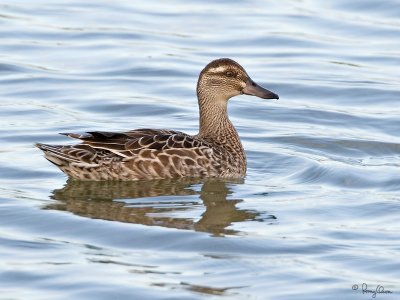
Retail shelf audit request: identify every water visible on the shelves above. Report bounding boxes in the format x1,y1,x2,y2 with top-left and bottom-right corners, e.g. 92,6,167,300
0,0,399,299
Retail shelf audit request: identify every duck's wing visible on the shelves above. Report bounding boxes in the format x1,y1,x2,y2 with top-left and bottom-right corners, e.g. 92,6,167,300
59,128,209,158
62,128,185,141
37,129,220,179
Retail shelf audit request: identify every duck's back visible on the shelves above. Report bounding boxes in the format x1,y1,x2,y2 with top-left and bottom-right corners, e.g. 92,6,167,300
36,129,230,180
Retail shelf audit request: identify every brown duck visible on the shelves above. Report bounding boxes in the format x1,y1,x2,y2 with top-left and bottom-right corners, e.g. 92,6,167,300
36,58,279,180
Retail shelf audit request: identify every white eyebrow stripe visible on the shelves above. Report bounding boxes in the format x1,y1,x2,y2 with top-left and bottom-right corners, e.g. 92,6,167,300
208,66,227,73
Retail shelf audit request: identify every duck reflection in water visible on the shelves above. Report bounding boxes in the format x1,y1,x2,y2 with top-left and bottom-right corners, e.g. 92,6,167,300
48,179,273,236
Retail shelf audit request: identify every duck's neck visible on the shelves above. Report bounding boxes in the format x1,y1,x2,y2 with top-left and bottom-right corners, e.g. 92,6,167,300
197,91,244,155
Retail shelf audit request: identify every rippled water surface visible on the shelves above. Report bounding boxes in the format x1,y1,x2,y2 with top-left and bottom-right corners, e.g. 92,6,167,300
1,0,399,299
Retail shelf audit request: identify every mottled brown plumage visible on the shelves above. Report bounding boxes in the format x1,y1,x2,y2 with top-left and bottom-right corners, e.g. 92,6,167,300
36,58,279,180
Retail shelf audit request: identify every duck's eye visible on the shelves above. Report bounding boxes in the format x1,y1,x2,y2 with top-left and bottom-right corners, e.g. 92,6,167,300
226,71,235,77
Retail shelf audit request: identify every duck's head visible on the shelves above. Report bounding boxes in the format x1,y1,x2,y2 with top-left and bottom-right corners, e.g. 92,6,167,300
197,58,279,102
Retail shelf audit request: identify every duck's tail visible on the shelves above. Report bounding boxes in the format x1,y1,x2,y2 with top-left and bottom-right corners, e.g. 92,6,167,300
35,143,82,166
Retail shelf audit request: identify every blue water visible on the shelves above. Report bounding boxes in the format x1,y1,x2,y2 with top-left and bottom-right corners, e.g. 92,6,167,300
0,0,399,299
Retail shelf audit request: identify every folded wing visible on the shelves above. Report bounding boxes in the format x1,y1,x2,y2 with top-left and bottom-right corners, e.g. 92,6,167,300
37,128,222,180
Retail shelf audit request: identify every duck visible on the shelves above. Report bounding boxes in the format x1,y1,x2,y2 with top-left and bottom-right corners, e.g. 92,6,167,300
36,58,279,181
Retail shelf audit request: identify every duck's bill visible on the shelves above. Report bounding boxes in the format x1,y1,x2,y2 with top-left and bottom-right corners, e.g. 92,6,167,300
242,78,279,100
